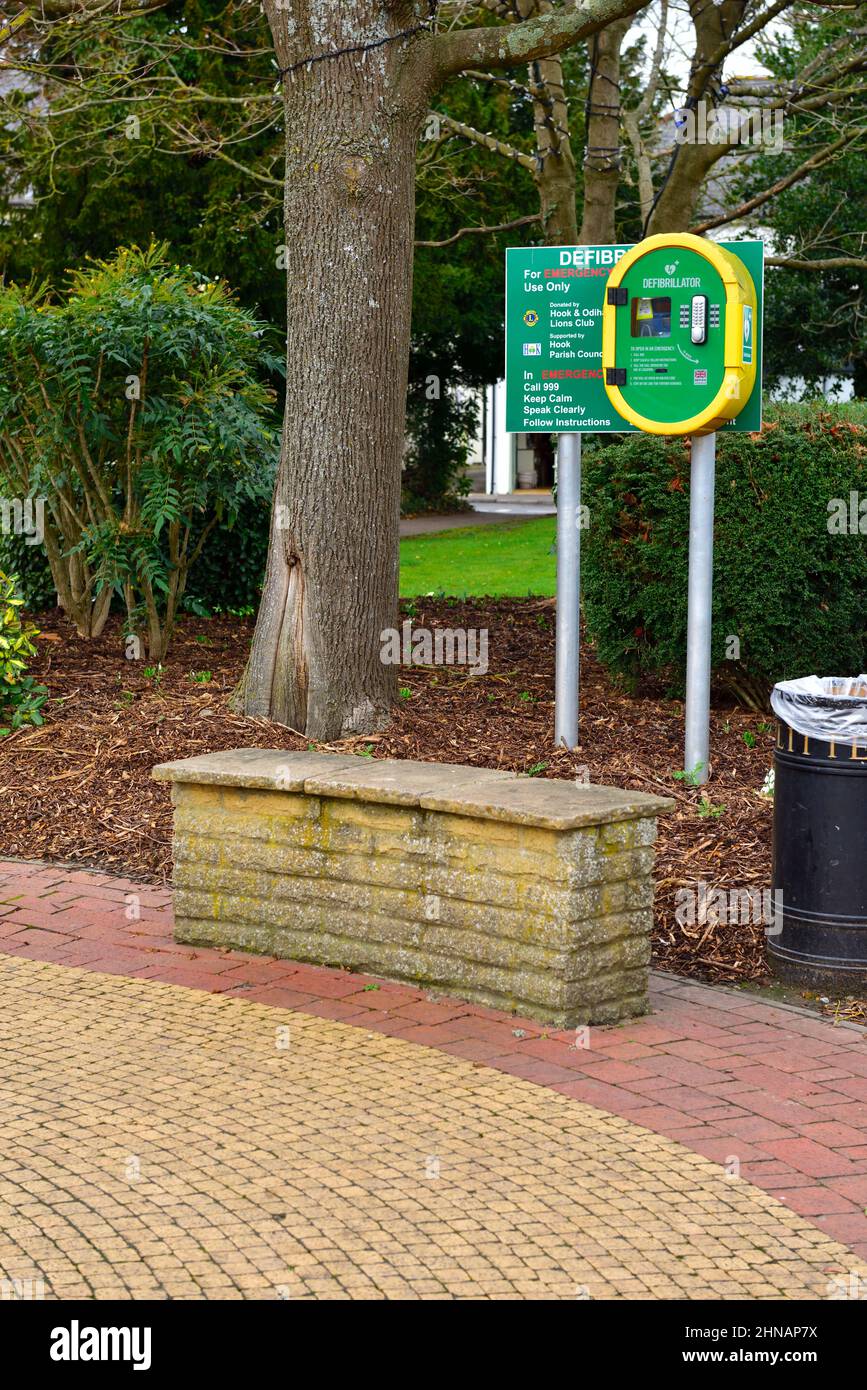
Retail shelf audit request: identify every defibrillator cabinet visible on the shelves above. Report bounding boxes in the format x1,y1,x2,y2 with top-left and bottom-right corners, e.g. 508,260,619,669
601,233,757,436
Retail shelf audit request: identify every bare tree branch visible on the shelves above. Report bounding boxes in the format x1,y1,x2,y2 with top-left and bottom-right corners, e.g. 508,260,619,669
767,256,867,270
634,0,667,122
437,112,537,169
415,212,541,246
164,126,283,186
30,0,162,16
690,130,863,233
620,0,668,225
464,68,545,99
27,0,167,19
691,0,795,100
430,0,648,81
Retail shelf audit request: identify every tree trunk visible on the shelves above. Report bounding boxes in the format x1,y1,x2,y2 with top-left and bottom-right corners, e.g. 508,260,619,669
579,16,630,243
237,0,644,736
533,53,578,245
526,2,578,246
646,138,722,234
238,2,433,738
623,106,656,229
42,514,112,639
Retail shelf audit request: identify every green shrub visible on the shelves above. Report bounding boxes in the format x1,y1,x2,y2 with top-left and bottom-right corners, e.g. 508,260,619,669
581,403,867,705
182,494,271,616
0,242,280,658
0,529,58,612
402,369,477,514
0,571,47,734
0,494,272,619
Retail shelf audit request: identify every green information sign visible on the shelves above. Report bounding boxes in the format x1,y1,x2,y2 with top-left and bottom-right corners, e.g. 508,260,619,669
505,241,763,433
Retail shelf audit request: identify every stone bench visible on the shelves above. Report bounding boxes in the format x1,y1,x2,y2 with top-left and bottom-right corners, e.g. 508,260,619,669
152,750,672,1027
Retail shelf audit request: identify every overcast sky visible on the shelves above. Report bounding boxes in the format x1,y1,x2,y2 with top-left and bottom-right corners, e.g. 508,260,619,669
630,0,778,106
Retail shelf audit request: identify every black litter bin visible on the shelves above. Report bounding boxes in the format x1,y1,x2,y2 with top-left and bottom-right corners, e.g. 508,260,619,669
769,675,867,991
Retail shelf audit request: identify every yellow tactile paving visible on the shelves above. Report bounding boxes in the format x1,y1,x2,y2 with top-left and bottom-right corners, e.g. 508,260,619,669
0,953,860,1300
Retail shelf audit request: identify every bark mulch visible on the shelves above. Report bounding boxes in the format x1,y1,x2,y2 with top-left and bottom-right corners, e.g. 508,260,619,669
0,599,781,989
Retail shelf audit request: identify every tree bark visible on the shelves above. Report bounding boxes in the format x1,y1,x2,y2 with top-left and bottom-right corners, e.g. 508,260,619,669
41,516,112,639
521,1,578,245
647,137,723,234
239,1,435,737
579,15,630,243
534,53,578,244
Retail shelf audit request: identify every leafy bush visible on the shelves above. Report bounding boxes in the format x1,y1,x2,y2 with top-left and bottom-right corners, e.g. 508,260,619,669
581,403,867,706
0,571,47,734
0,529,58,612
182,494,271,616
0,494,273,619
0,243,280,658
402,359,477,514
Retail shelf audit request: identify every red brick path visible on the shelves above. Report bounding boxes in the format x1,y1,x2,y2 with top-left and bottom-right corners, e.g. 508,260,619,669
3,858,867,1260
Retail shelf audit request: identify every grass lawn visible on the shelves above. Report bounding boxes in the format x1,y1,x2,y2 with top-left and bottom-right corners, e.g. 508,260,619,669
399,516,556,597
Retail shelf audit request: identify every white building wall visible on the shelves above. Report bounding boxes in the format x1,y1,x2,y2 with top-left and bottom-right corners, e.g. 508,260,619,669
468,382,555,495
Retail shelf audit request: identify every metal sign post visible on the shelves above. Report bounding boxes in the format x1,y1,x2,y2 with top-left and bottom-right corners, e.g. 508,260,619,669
554,432,581,749
683,432,716,785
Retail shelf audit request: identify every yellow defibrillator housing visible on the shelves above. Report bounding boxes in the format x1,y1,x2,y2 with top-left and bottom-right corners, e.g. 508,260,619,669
601,232,758,436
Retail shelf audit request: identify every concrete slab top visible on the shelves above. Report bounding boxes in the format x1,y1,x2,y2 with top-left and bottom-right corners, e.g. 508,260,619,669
153,749,673,830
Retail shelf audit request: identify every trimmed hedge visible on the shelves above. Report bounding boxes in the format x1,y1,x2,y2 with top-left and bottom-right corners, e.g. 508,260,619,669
0,530,57,612
180,495,271,617
581,403,867,704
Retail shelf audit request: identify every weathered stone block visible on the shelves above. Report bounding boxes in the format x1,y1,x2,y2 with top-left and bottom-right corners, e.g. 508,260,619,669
154,750,672,1026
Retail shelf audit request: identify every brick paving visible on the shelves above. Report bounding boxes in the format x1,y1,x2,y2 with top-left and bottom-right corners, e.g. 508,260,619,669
0,952,861,1299
2,859,867,1265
